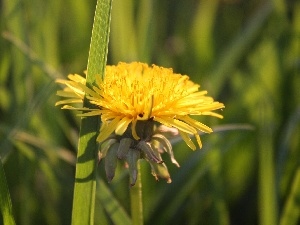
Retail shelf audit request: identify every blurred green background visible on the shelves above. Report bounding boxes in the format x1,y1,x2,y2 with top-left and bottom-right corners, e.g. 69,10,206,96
1,0,299,224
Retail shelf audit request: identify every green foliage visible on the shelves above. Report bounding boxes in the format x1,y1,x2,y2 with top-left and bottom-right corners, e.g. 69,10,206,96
0,158,15,225
1,0,299,224
71,0,112,225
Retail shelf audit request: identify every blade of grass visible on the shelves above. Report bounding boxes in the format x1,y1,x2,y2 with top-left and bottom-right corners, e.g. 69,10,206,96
0,32,63,162
96,178,131,225
71,0,112,224
146,145,209,224
137,0,154,62
258,99,278,225
207,148,230,225
110,0,138,62
277,107,300,188
279,168,300,225
210,2,273,96
2,31,62,80
191,0,219,69
0,157,16,225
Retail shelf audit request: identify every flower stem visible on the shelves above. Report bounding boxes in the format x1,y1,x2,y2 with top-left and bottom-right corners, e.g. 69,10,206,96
130,161,144,225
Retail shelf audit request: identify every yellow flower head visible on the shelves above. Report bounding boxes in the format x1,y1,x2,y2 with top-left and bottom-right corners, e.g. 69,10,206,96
56,62,224,150
56,62,224,184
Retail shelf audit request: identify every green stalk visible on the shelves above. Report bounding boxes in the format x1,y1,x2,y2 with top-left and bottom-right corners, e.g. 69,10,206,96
71,0,112,224
279,168,300,225
0,157,16,225
258,100,277,225
130,161,144,225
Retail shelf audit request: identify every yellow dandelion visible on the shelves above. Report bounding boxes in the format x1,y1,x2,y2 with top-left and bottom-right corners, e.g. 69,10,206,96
56,62,224,149
56,62,224,184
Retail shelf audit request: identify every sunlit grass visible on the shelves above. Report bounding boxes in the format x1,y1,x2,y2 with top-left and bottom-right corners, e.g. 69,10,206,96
1,0,300,225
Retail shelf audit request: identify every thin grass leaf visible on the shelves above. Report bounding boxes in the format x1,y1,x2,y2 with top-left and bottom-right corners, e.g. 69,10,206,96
277,107,300,186
2,31,62,80
137,0,154,62
0,157,16,225
146,146,210,223
206,149,230,225
258,100,278,225
96,179,131,225
279,168,300,225
191,0,218,68
110,0,138,62
210,2,273,96
71,0,112,224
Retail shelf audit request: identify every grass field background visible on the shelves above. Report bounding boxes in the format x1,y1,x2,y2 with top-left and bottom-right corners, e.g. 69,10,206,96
1,0,300,224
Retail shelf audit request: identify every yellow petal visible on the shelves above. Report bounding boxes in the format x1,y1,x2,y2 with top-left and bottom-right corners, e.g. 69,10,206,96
131,120,140,140
180,116,212,133
178,130,196,150
67,74,86,84
155,116,197,135
201,111,224,119
144,95,154,120
56,90,80,98
61,106,94,111
55,99,83,106
77,111,102,117
115,117,132,135
97,117,122,142
76,82,102,99
195,134,202,149
64,82,85,96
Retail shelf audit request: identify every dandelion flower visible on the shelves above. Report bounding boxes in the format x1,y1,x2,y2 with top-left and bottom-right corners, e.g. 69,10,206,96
56,62,224,185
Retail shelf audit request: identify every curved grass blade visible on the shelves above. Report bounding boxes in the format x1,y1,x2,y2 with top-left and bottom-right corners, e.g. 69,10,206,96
279,168,300,225
210,2,273,96
71,0,112,224
96,179,131,225
0,157,16,225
